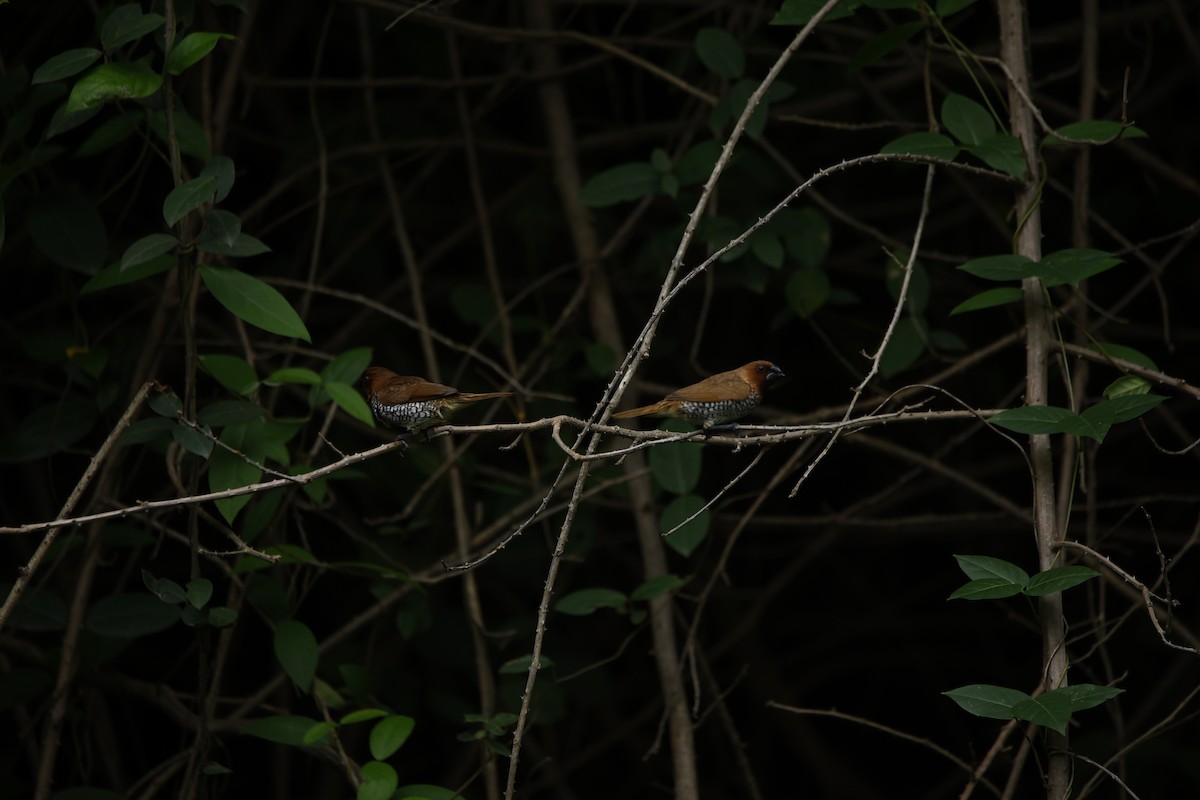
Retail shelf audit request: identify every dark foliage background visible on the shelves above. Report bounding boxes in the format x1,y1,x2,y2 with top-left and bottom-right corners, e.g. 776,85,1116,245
2,1,1200,798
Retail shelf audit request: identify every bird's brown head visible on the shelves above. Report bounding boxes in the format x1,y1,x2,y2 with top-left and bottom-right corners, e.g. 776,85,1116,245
738,360,785,391
361,366,398,398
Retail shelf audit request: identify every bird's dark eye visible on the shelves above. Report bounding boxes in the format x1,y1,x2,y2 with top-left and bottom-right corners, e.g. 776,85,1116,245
757,364,766,372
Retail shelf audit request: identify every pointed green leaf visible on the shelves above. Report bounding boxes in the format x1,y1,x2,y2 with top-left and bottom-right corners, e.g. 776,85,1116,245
953,554,1030,584
1087,343,1158,371
163,176,218,226
943,684,1030,720
200,155,236,203
1090,393,1166,424
957,254,1033,281
82,255,175,295
1012,691,1073,735
33,48,102,84
341,708,390,725
200,265,311,342
968,134,1025,178
879,315,924,378
203,210,241,248
101,4,166,51
880,132,959,161
369,715,416,760
198,354,259,397
196,232,271,258
649,440,703,494
786,266,831,317
266,367,323,386
1103,375,1151,399
555,588,628,616
208,420,264,523
166,32,236,76
322,347,374,385
241,715,324,746
696,28,744,79
580,162,661,207
850,20,923,73
661,494,712,557
990,405,1081,435
1024,566,1100,596
1047,120,1148,145
274,619,318,693
302,720,338,746
121,233,178,271
676,140,721,186
631,574,689,602
942,93,995,146
66,62,163,114
1056,684,1124,712
1032,248,1121,287
197,400,265,427
326,381,375,426
950,287,1024,315
208,607,238,627
498,653,554,674
947,577,1025,600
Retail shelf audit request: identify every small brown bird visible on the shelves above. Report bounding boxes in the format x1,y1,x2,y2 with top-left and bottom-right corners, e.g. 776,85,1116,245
361,366,512,435
612,360,784,428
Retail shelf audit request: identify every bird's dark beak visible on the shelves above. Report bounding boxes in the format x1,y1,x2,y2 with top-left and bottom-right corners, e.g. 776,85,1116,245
766,365,785,384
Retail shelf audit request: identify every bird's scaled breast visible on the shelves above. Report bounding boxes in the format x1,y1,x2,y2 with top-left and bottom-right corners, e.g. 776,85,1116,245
370,398,440,429
679,394,759,423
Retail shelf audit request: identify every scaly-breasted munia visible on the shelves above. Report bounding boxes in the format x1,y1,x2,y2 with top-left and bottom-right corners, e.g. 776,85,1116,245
361,366,512,434
612,360,784,428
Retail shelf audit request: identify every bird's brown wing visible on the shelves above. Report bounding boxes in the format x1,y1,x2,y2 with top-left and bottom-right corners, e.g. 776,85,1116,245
378,374,460,403
665,370,750,403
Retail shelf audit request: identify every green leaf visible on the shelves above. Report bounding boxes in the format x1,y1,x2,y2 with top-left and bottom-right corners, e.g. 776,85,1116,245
941,93,995,146
266,367,323,386
781,207,831,268
750,231,784,268
968,134,1025,179
631,574,688,602
580,162,661,207
943,684,1030,720
101,4,166,51
1059,408,1109,442
208,607,237,627
1024,566,1100,596
33,48,102,84
879,316,924,378
66,62,163,114
241,715,324,746
661,494,712,557
121,233,178,271
208,420,264,523
880,132,959,161
676,140,721,186
957,254,1034,281
953,554,1030,585
199,155,236,203
200,266,312,342
850,20,923,73
947,578,1025,600
199,354,259,397
358,762,399,800
695,28,744,79
1086,394,1165,425
326,381,375,426
166,32,236,76
786,266,831,317
369,715,416,760
163,176,218,226
1033,248,1121,287
302,721,338,746
1057,684,1124,712
1047,120,1148,145
649,440,702,494
341,708,390,725
203,209,242,248
322,347,374,385
197,400,265,427
186,579,214,610
991,406,1086,436
1087,343,1158,371
771,0,860,25
81,255,175,295
142,570,187,604
196,232,271,258
172,424,215,459
27,188,107,274
1012,691,1073,735
936,0,978,14
274,619,318,693
86,593,179,638
949,287,1023,315
555,588,628,616
498,653,554,674
1103,375,1150,399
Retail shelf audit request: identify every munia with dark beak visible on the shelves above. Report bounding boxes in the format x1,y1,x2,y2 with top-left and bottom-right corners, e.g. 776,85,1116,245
361,366,512,435
612,361,784,428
